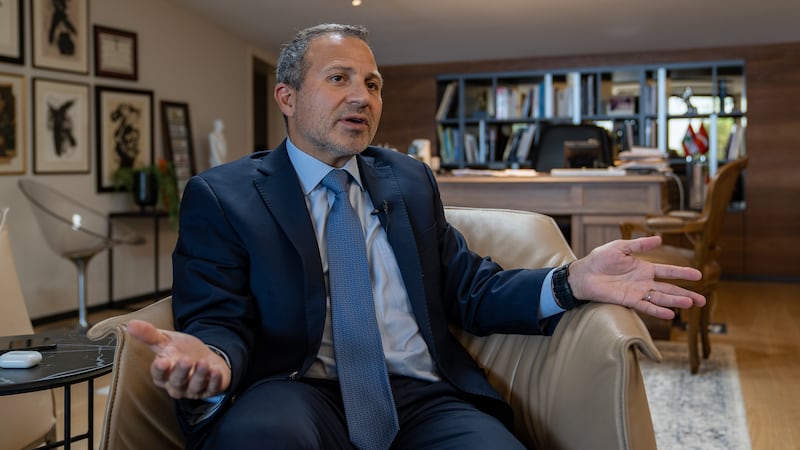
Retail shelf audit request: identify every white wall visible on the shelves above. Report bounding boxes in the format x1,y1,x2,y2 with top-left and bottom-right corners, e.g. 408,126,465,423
0,0,272,320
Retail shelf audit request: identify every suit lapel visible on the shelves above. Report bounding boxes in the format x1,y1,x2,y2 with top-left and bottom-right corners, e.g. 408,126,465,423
358,153,433,343
252,143,327,357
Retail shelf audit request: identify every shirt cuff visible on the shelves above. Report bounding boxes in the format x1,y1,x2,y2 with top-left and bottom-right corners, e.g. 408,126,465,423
539,268,565,319
190,344,230,424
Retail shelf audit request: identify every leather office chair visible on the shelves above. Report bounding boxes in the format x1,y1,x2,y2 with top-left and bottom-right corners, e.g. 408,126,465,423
620,156,749,373
531,123,612,172
88,207,661,450
0,207,58,449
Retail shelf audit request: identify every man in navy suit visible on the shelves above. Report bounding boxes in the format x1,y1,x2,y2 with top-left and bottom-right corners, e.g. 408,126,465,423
128,24,705,449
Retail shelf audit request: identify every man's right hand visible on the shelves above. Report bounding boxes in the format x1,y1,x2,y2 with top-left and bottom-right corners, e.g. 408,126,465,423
127,319,231,400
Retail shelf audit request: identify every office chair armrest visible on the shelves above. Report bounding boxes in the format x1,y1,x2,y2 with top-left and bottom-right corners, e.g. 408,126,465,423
667,210,701,220
455,303,660,450
621,215,705,239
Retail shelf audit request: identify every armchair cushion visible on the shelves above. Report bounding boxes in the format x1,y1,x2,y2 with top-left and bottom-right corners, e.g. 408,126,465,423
444,207,659,449
89,207,659,450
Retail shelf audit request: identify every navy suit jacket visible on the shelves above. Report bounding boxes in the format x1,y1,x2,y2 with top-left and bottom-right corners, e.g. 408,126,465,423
171,141,554,442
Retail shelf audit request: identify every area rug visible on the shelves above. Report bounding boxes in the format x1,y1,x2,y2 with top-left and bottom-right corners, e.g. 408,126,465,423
640,341,752,450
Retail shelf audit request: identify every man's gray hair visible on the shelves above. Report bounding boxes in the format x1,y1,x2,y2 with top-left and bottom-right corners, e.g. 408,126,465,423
276,24,370,90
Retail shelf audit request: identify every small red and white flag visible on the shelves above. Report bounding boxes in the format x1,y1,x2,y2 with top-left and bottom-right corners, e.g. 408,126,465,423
695,123,710,154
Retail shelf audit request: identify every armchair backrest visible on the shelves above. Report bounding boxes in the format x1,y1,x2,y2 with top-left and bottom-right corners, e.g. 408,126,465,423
444,206,575,268
0,207,58,449
0,208,34,336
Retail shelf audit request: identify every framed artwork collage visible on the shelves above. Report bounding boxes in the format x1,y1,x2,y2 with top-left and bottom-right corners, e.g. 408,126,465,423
0,0,196,197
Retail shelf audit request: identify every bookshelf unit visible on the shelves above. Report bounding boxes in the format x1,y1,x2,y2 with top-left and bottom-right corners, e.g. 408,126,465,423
435,60,746,176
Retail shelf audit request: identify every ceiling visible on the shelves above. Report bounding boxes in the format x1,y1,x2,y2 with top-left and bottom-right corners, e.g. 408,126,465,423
168,0,800,66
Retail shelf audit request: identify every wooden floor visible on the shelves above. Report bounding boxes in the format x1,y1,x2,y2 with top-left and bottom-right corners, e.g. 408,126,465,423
680,280,800,450
34,280,799,450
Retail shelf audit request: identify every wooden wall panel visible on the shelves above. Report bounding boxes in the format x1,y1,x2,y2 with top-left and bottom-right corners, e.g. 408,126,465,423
375,42,800,279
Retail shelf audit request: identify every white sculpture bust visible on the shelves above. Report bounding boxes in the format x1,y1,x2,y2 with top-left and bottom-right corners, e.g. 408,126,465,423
208,119,227,168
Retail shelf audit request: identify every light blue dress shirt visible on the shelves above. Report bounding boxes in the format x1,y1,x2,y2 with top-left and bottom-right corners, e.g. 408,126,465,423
285,139,564,383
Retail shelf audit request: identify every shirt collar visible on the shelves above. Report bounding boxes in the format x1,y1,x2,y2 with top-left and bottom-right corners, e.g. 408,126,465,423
286,138,364,196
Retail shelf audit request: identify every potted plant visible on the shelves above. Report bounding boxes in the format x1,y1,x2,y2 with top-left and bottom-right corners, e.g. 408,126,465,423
113,158,180,222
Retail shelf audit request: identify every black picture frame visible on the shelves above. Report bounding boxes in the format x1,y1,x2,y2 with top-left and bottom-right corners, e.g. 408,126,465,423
94,25,138,81
95,85,154,192
0,71,26,175
33,78,90,174
160,101,196,198
0,0,24,65
31,0,89,74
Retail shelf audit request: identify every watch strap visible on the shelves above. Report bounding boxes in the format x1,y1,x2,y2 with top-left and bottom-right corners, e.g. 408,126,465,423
552,262,588,310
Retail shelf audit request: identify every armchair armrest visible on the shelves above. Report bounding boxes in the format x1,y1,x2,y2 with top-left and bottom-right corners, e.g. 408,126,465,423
87,297,184,450
453,303,660,450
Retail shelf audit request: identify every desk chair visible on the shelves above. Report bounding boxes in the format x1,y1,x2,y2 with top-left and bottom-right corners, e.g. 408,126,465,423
0,207,57,449
620,156,749,373
18,179,145,330
88,206,660,450
532,124,612,172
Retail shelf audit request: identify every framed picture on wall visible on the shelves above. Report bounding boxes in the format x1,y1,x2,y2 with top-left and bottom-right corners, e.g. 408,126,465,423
94,25,138,80
33,78,90,174
160,101,196,198
0,72,25,175
31,0,89,74
0,0,24,64
95,85,153,192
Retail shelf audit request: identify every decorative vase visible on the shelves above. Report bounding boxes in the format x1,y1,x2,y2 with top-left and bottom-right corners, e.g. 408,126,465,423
133,170,158,211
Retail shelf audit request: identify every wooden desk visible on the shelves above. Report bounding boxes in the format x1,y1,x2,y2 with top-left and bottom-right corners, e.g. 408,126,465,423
436,174,668,257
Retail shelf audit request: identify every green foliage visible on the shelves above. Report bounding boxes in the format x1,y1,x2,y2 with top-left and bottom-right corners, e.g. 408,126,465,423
112,160,180,223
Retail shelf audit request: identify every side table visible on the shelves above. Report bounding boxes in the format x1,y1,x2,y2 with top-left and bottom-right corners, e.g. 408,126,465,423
108,210,169,305
0,331,116,449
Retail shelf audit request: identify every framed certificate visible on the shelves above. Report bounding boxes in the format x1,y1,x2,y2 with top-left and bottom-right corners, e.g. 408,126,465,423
94,25,138,80
160,101,196,198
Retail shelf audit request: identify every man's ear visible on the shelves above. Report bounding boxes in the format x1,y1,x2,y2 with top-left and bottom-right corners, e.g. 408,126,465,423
274,84,295,117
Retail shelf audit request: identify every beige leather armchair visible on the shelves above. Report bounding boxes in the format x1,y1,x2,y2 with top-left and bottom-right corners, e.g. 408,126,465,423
88,206,660,450
0,208,57,449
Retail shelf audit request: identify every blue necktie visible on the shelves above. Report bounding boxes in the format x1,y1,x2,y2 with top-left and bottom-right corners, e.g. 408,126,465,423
321,169,399,450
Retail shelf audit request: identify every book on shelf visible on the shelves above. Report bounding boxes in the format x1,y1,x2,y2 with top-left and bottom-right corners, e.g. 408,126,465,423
436,81,458,121
501,125,525,162
725,124,745,160
495,84,539,119
514,124,537,163
579,74,595,116
554,84,572,118
641,80,658,115
495,86,509,119
478,120,489,163
464,133,478,164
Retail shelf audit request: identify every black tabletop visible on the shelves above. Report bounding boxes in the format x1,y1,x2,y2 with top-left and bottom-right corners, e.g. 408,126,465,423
0,331,116,395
